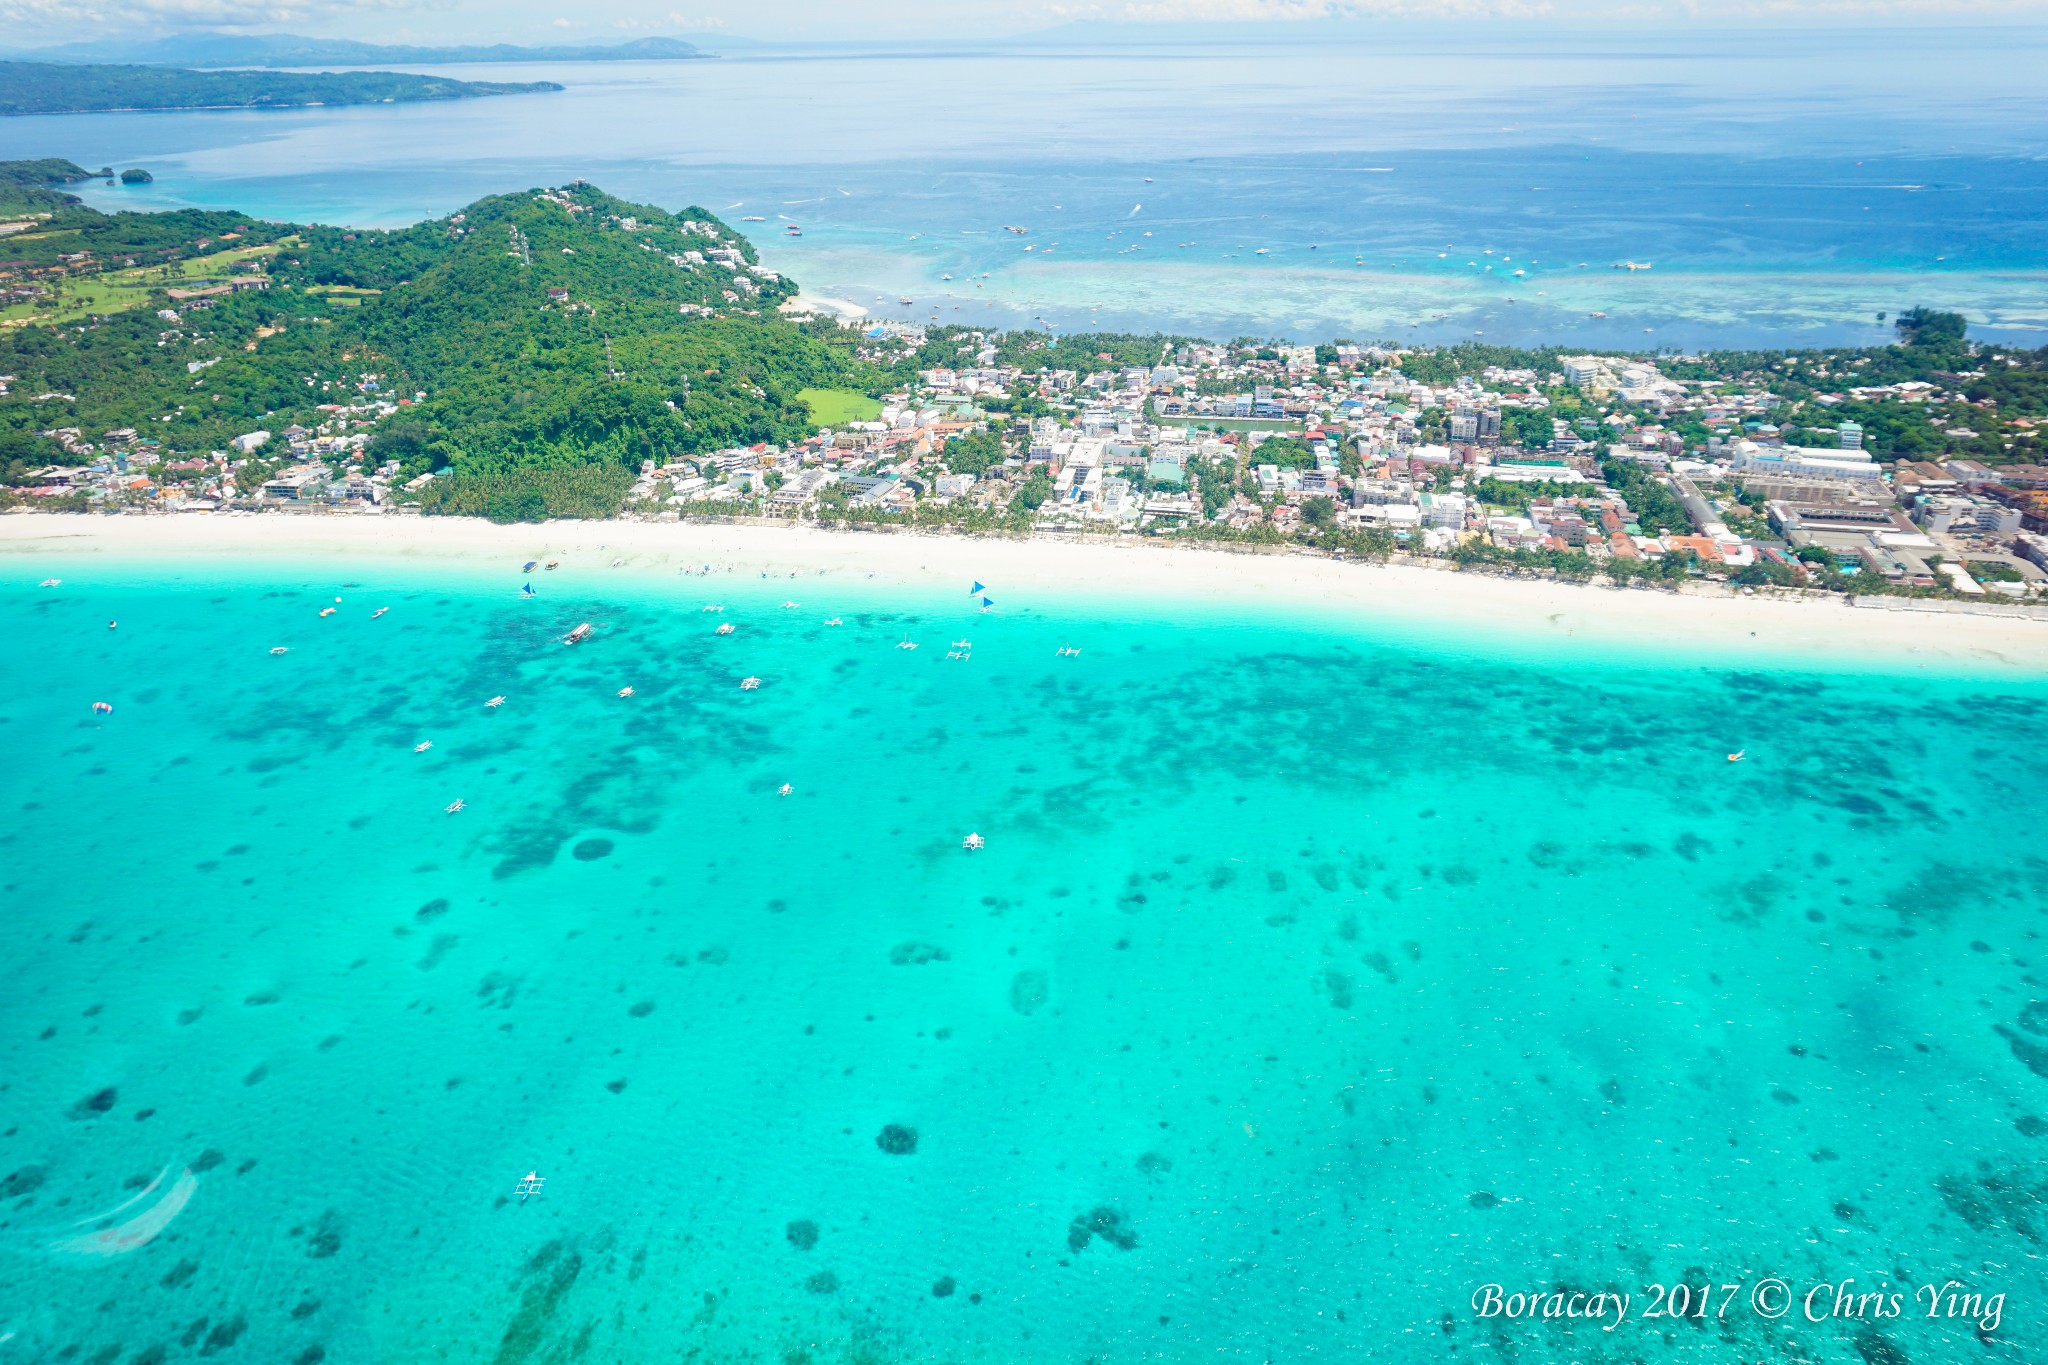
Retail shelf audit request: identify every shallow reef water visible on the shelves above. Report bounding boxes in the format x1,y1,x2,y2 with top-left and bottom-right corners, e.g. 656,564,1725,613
3,562,2048,1362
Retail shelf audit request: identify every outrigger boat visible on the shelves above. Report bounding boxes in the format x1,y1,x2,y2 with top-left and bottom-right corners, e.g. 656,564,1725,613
515,1171,545,1202
372,607,389,619
739,676,762,690
445,799,467,814
414,741,433,753
486,695,507,708
617,686,636,698
962,832,985,851
269,647,290,656
777,783,793,797
715,622,736,635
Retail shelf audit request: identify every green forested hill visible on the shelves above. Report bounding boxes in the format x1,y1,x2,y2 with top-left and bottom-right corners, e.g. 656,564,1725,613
0,176,875,517
0,158,102,213
0,62,560,116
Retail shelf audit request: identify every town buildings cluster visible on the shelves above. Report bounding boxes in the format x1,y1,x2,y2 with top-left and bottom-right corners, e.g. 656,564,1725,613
17,327,2048,598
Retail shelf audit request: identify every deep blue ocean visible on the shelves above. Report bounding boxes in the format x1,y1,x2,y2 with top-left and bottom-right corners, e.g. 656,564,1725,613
4,555,2048,1362
3,26,2045,345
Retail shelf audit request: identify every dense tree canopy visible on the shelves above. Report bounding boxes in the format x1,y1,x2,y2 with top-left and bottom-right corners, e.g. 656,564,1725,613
0,179,884,518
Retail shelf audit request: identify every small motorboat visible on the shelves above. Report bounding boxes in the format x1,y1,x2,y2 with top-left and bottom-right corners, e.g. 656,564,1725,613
565,623,593,645
962,833,985,851
319,607,336,617
617,686,635,698
522,561,538,573
544,561,560,571
1727,750,1746,762
611,558,625,567
485,695,507,708
777,783,793,797
414,741,433,753
91,701,113,716
739,676,762,690
715,622,735,635
445,799,467,814
372,607,389,618
269,647,289,656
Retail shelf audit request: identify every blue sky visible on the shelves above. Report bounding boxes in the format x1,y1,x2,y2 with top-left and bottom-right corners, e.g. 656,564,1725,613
4,0,2045,47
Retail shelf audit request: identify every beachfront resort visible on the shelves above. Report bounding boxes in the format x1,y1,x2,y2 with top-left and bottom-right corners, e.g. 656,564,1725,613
17,326,2048,603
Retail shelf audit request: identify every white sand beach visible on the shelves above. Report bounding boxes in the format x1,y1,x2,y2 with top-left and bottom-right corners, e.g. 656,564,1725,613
5,512,2046,673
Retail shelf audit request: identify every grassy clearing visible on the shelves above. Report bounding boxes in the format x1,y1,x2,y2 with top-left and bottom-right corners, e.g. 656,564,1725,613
0,241,286,326
798,386,883,426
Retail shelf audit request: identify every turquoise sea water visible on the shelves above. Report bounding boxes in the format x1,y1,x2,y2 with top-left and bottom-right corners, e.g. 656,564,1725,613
5,558,2048,1363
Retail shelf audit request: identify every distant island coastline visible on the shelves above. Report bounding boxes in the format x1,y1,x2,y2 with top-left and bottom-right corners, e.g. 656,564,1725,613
0,61,561,117
7,34,708,68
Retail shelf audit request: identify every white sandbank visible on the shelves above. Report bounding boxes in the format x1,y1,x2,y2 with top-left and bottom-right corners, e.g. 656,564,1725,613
4,512,2046,675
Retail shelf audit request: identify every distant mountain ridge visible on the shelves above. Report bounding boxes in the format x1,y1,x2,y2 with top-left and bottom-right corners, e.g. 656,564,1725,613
12,33,709,68
0,62,560,116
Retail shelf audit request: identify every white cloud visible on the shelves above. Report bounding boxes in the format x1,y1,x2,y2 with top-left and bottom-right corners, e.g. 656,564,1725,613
0,0,422,29
608,10,728,27
1047,0,2045,17
1046,0,1554,19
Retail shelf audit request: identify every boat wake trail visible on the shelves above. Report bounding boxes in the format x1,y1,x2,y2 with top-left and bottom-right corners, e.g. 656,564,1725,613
47,1163,200,1258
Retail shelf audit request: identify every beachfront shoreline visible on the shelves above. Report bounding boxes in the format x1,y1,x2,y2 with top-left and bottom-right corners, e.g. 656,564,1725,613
5,512,2047,673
